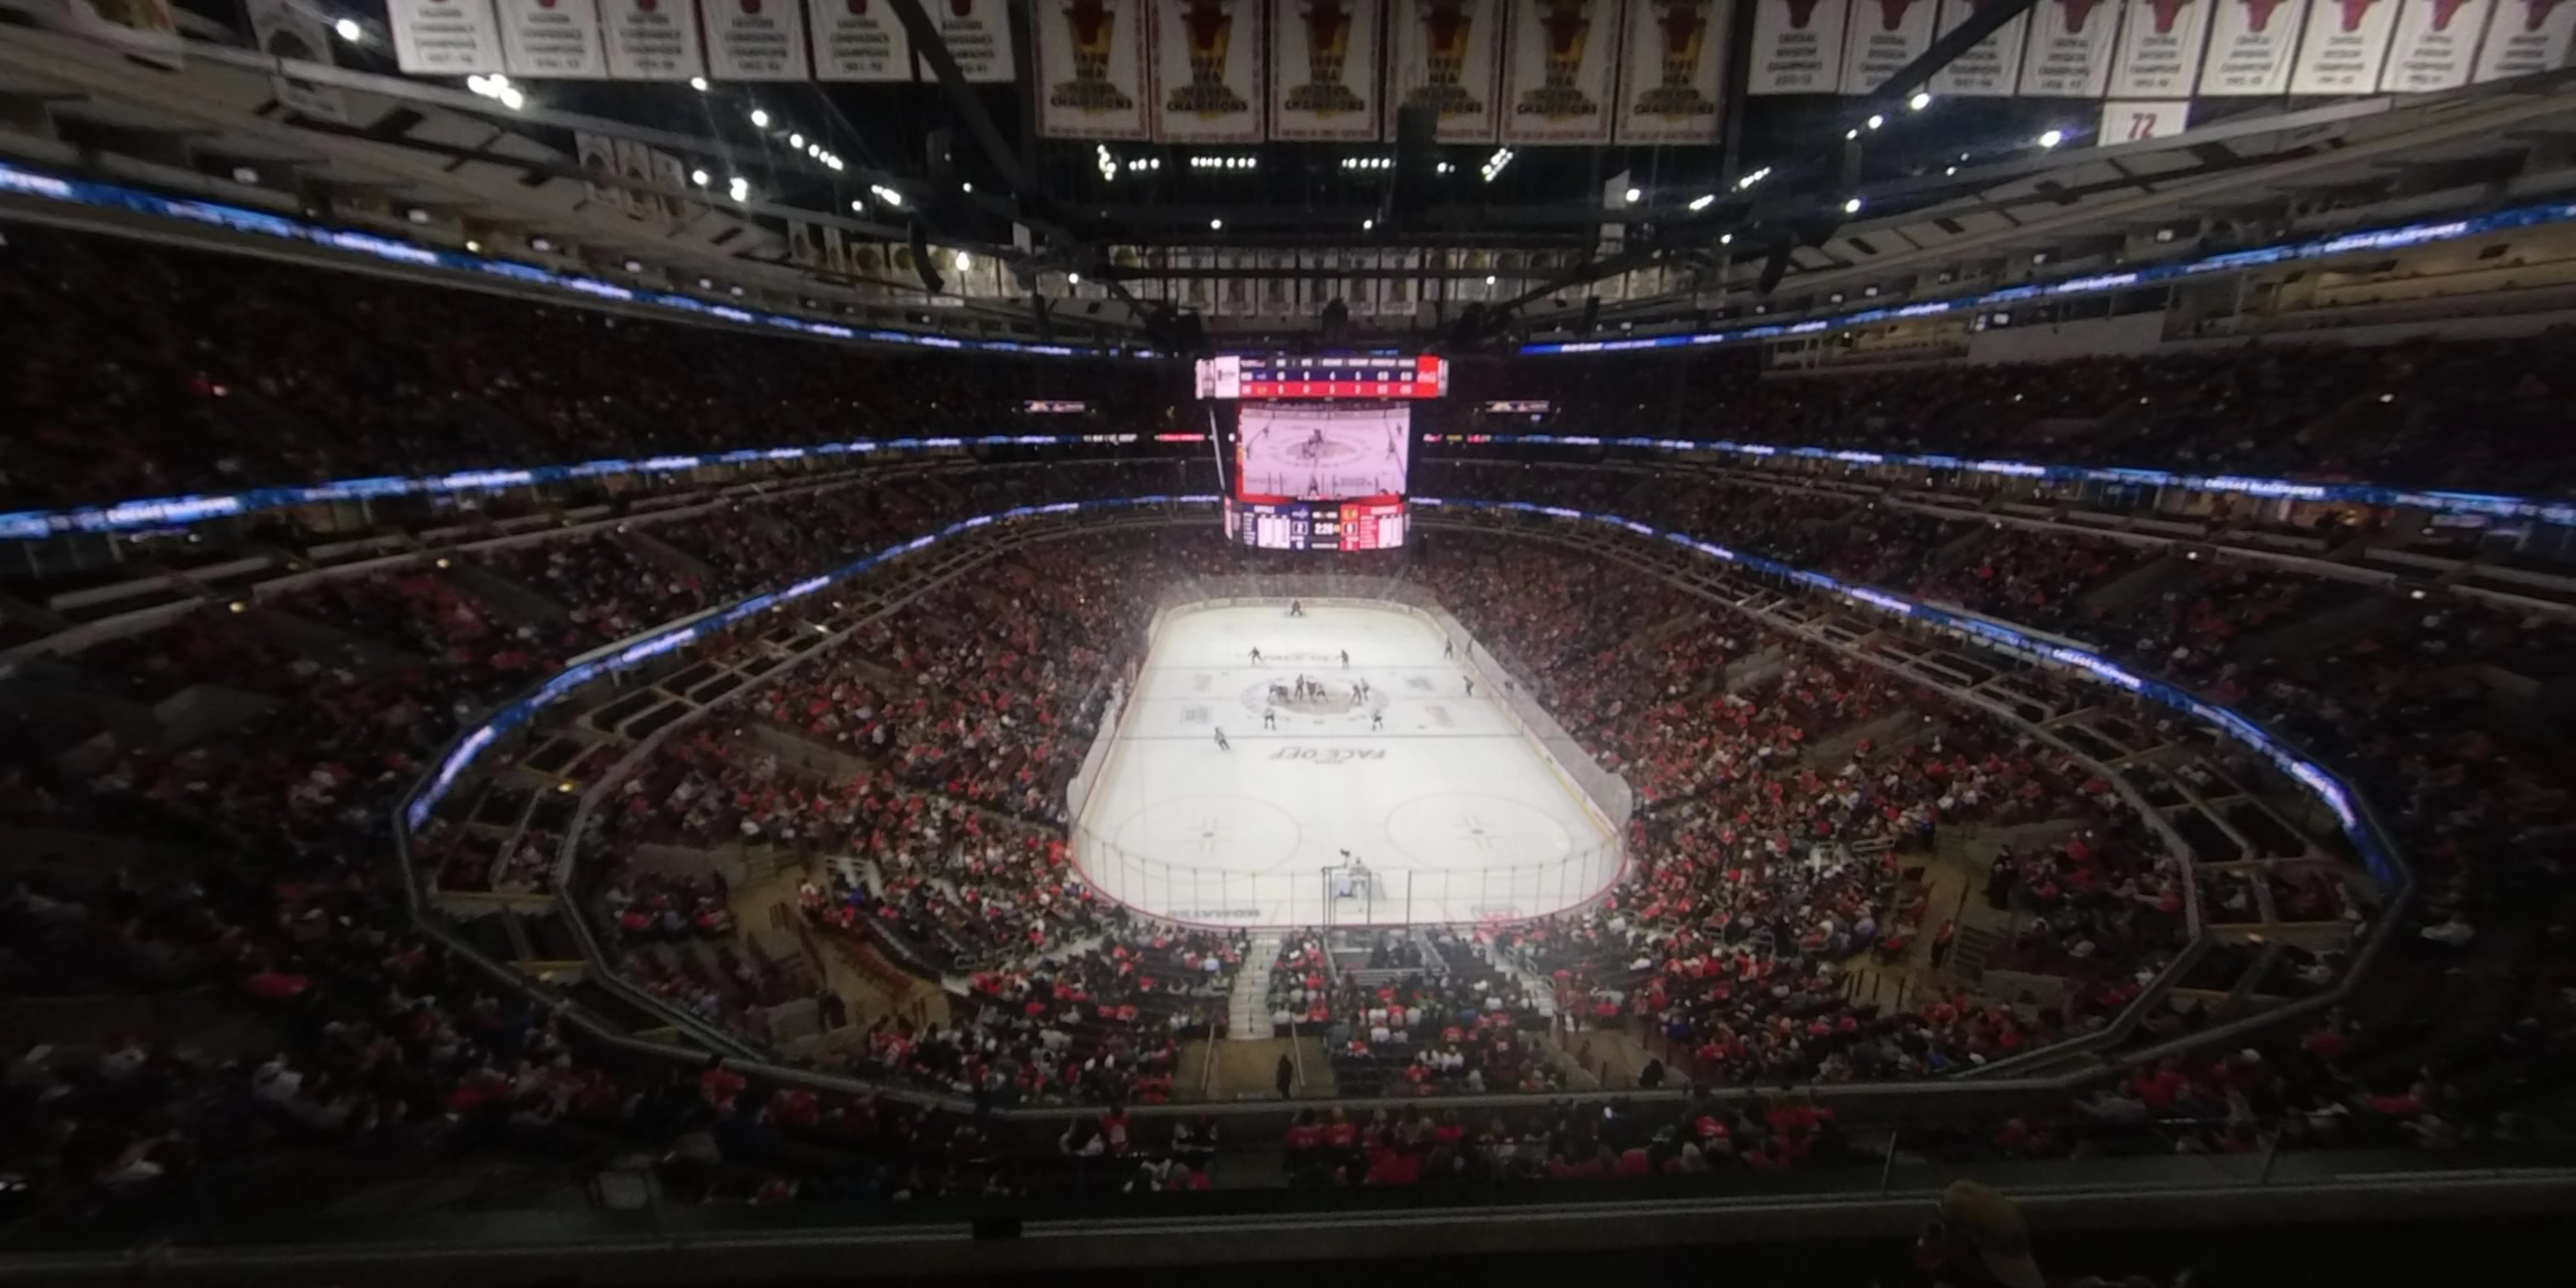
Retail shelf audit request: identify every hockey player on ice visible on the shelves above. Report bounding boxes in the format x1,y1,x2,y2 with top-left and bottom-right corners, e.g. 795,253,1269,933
1213,727,1231,752
1248,647,1263,665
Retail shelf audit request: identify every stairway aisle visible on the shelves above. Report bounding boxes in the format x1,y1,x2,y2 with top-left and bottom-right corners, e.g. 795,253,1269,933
1228,931,1283,1039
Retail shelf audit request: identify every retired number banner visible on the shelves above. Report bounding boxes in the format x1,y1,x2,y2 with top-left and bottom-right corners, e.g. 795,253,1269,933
1272,0,1387,142
1503,0,1624,144
1614,0,1729,144
1391,0,1507,142
1154,0,1268,142
1038,0,1152,139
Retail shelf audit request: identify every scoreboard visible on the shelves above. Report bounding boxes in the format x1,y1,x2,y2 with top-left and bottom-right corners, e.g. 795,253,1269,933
1196,354,1447,401
1226,499,1407,551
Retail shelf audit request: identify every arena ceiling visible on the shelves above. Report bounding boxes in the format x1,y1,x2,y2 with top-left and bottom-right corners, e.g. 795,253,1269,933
3,3,2575,347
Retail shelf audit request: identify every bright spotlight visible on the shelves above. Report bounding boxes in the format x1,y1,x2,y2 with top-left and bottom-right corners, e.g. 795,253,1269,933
749,108,770,128
1068,272,1081,285
691,168,710,186
1484,275,1496,286
333,17,363,42
689,76,708,92
956,251,973,270
1209,217,1224,230
1843,196,1863,214
1688,194,1714,211
790,133,804,148
1622,186,1641,203
1908,92,1931,111
1866,114,1885,130
2038,128,2065,148
1363,218,1374,230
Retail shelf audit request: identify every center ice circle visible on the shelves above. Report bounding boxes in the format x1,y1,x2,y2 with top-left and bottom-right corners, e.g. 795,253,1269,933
1109,794,1306,874
1383,792,1578,871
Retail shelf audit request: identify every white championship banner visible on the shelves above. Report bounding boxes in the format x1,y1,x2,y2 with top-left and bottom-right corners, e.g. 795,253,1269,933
1613,0,1729,144
935,0,1019,80
2290,0,2401,93
2376,0,2489,91
1747,0,1851,93
391,0,508,73
705,0,812,80
1502,0,1622,145
497,0,606,77
2473,0,2576,83
1840,0,1943,94
246,0,351,121
602,0,707,79
1930,0,2031,96
2197,0,2307,94
1272,0,1386,141
808,0,912,80
2108,0,2212,97
1037,0,1151,141
1389,0,1507,142
1154,0,1268,143
2018,0,2122,97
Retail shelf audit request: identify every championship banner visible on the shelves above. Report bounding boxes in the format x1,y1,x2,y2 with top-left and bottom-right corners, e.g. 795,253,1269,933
2289,0,2400,92
391,0,508,73
1036,0,1150,140
602,0,705,79
2196,0,2306,93
575,130,623,209
1153,0,1267,142
1502,0,1623,143
1931,0,2030,96
1746,0,1850,94
1614,0,1726,142
1841,0,1942,94
497,0,607,77
1272,0,1385,141
705,0,811,78
935,0,1018,80
2108,0,2212,96
612,136,658,219
2018,0,2122,96
2375,0,2488,91
650,147,698,225
810,0,911,79
2473,0,2576,83
1390,0,1507,141
245,0,351,122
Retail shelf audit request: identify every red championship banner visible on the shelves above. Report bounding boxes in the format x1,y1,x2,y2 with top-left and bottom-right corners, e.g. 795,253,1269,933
2473,0,2576,82
2018,0,2123,96
1503,0,1624,143
1154,0,1268,142
1390,0,1507,142
1037,0,1152,140
2109,0,2212,96
497,0,606,76
2290,0,2401,91
1841,0,1942,92
2197,0,2307,93
390,0,508,73
1931,0,2031,95
1615,0,1729,142
2376,0,2489,90
602,0,707,79
705,0,811,79
810,0,913,80
1747,0,1850,92
1272,0,1387,141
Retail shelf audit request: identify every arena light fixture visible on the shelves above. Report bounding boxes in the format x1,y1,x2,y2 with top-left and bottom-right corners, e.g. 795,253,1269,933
2038,128,2065,148
1866,114,1885,130
1945,165,1957,176
1209,217,1224,230
749,108,770,128
691,168,710,186
1908,92,1932,111
1718,232,1732,245
689,75,708,92
1846,128,1859,140
1067,272,1080,285
850,198,863,212
956,250,973,270
623,258,643,272
1362,218,1374,230
1687,193,1714,212
230,165,259,184
333,17,363,42
464,239,480,253
790,132,804,149
529,236,553,252
727,175,751,203
1485,274,1497,286
1843,196,1863,214
1622,186,1641,203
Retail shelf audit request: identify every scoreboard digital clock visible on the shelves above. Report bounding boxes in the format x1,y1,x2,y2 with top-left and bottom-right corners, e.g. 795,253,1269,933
1224,499,1408,551
1195,354,1448,401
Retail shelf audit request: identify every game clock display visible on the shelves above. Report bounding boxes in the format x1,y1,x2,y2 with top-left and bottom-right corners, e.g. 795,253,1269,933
1225,499,1407,551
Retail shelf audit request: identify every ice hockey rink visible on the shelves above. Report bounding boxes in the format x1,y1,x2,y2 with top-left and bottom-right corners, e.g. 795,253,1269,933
1073,602,1619,928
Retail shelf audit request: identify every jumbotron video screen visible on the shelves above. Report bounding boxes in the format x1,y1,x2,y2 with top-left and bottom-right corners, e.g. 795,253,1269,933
1203,355,1441,552
1224,403,1411,551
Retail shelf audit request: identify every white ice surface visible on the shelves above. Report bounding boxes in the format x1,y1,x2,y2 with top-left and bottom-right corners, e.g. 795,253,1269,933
1074,603,1614,928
